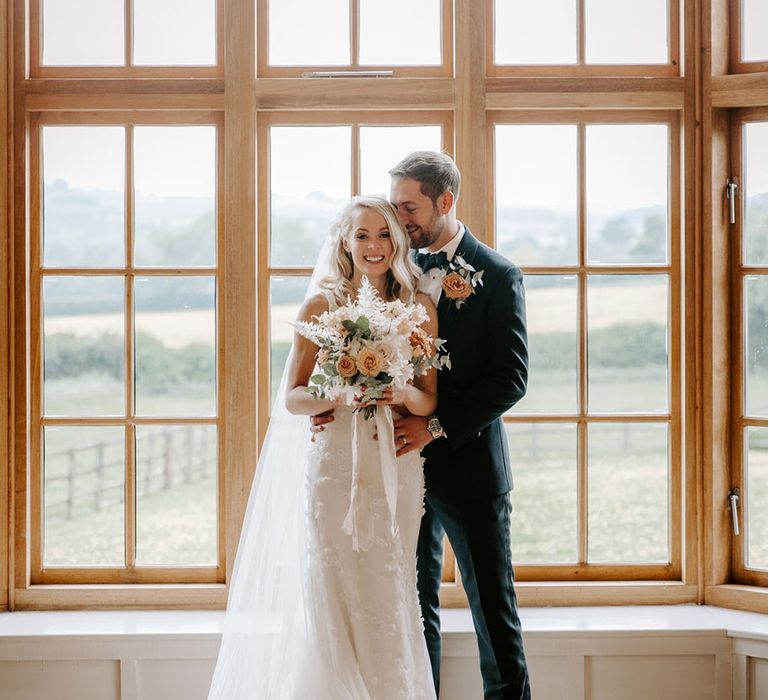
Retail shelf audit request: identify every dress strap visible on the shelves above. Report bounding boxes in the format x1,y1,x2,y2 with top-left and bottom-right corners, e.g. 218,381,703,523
320,288,339,311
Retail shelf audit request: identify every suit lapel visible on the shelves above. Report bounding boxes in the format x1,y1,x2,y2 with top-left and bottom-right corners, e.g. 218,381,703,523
437,229,481,341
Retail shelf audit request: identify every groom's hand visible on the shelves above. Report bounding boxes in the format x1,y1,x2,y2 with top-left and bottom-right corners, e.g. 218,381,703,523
309,409,335,442
390,415,433,457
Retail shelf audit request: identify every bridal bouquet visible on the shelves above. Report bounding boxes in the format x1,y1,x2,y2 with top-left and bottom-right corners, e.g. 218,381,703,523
295,277,450,418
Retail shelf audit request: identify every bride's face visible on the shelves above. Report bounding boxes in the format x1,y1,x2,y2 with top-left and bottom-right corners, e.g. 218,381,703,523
343,207,395,277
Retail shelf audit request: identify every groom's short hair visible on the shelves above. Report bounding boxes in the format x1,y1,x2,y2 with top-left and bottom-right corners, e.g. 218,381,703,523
389,151,461,205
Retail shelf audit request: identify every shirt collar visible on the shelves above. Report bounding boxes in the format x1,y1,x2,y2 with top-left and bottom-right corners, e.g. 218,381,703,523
419,222,465,261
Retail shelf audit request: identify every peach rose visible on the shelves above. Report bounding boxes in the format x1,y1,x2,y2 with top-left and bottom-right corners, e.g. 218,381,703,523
356,347,385,377
441,272,473,300
409,327,435,357
336,354,357,378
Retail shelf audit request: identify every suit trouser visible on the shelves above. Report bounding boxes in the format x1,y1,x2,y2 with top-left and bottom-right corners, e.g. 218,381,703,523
416,491,531,700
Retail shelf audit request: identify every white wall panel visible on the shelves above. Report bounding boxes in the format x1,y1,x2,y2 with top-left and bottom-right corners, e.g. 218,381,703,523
586,655,716,700
135,658,217,700
749,656,768,700
0,659,120,700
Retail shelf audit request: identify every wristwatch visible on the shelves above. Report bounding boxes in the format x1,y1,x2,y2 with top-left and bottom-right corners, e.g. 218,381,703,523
427,414,446,440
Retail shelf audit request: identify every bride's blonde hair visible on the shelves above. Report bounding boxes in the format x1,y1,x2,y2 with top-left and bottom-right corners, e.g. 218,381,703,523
321,196,420,304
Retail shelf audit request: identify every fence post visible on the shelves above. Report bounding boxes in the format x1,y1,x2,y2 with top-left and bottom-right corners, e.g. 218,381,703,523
163,429,173,490
185,425,194,483
67,448,76,520
94,442,105,510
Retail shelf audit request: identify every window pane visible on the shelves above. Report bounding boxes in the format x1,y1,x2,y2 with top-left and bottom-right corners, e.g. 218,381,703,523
268,0,349,66
746,427,768,570
586,124,668,265
743,0,768,62
134,276,216,416
507,423,577,563
134,126,216,267
43,126,125,267
359,0,441,66
360,126,442,198
270,126,351,267
134,0,216,66
588,275,668,414
135,425,217,566
744,122,768,265
44,276,125,416
494,0,576,65
270,276,310,407
496,125,578,266
509,276,578,414
585,0,668,64
44,426,125,566
42,0,124,66
588,423,669,563
746,276,768,417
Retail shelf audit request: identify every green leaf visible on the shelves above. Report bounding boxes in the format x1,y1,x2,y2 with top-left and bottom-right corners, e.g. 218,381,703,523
342,320,358,333
356,316,370,332
310,374,327,385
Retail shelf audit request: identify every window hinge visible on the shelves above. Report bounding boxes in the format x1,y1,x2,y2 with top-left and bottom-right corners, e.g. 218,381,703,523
726,177,739,225
728,488,741,536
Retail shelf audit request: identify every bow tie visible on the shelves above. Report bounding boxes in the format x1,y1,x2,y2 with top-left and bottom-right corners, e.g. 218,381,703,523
415,251,449,272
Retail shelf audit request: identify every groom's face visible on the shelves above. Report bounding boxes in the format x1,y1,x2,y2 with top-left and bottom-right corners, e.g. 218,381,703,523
389,177,447,250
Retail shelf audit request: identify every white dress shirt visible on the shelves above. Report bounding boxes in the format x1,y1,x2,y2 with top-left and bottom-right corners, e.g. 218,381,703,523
416,223,466,305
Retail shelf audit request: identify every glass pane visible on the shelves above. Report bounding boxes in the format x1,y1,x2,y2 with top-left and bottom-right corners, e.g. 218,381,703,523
134,126,216,267
360,126,442,198
44,426,125,566
42,0,124,66
359,0,441,66
270,126,351,267
135,425,217,565
588,275,668,414
270,276,311,408
496,125,578,266
743,0,768,62
585,0,668,64
744,122,768,265
43,126,125,267
586,124,668,265
134,276,216,416
746,427,768,570
134,0,216,66
509,276,577,414
507,423,577,563
588,423,669,563
494,0,576,65
746,276,768,417
268,0,349,66
44,277,125,416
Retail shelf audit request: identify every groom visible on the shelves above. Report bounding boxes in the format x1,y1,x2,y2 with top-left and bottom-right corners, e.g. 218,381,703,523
389,151,530,700
312,151,530,699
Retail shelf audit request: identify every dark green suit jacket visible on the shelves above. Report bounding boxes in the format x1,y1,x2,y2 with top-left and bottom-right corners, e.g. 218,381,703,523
423,227,528,503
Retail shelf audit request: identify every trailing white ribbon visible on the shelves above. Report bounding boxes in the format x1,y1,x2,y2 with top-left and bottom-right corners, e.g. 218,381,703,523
342,406,399,552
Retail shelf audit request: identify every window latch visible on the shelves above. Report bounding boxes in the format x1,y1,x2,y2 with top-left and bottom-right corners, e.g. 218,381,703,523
726,178,739,225
728,488,741,536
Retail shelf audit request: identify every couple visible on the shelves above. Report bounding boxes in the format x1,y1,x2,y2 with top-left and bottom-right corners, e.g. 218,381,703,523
207,152,530,699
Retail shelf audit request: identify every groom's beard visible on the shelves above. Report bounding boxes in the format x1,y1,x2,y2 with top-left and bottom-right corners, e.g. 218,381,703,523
406,207,445,250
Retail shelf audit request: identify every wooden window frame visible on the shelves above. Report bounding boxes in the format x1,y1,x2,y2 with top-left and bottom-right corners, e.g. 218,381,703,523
729,106,768,589
255,0,454,78
729,0,768,74
28,0,224,78
23,110,226,588
486,0,682,78
488,110,685,583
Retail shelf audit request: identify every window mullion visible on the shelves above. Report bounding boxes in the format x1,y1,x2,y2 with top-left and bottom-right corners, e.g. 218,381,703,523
577,122,588,564
125,124,136,570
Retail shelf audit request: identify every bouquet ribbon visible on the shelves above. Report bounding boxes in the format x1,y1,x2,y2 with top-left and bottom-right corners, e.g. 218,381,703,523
342,406,399,552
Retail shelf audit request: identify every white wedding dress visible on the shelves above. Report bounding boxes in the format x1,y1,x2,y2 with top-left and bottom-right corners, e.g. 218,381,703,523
300,404,436,699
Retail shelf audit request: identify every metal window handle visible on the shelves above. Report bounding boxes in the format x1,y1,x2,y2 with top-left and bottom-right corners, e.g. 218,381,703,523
726,178,739,225
728,489,740,537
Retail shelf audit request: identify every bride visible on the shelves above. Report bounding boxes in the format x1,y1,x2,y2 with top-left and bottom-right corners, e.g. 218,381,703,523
207,196,440,700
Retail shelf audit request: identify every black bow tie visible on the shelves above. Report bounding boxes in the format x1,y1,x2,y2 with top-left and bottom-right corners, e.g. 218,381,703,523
415,251,449,272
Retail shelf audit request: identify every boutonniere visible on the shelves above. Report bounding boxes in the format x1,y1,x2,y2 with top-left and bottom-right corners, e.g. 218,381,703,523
440,255,484,309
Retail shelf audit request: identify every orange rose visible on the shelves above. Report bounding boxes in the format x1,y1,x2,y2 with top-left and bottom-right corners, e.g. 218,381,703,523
409,327,435,357
441,272,473,300
356,347,385,377
336,355,357,378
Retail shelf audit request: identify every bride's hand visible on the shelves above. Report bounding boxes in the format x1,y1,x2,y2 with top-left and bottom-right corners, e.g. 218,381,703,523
372,386,407,406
